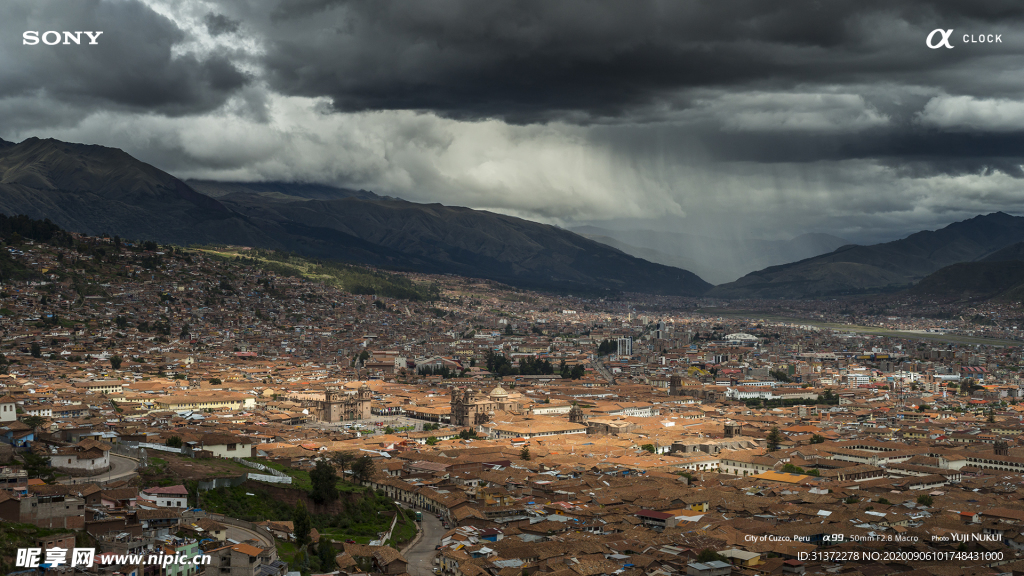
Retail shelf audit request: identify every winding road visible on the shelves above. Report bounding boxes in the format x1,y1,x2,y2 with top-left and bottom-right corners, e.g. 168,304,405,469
59,454,138,485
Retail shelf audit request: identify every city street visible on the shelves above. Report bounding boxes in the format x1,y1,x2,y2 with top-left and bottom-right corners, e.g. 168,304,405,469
403,509,445,576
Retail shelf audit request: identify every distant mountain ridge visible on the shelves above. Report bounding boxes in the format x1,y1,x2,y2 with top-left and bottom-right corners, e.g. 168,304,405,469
0,137,712,296
572,225,850,284
711,212,1024,299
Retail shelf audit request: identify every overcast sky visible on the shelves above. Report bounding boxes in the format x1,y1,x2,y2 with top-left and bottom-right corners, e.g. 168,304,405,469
5,0,1024,242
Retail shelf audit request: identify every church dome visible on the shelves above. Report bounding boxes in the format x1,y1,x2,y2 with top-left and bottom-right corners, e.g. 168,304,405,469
489,385,509,398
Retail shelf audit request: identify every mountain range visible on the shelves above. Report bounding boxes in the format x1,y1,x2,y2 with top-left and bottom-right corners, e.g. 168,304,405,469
709,212,1024,299
0,137,712,296
572,225,851,284
4,135,1024,302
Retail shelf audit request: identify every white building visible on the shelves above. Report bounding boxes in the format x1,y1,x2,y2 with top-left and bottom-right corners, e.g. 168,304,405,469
139,485,189,508
617,337,633,357
50,438,110,473
0,397,15,423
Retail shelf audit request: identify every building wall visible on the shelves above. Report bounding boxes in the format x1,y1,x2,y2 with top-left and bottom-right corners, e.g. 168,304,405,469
0,402,15,422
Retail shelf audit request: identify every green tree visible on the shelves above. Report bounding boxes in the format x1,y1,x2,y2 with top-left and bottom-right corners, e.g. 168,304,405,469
22,415,45,429
781,463,805,474
520,446,531,461
30,342,41,358
988,409,995,423
165,436,183,448
696,549,726,563
810,434,825,444
309,459,340,504
350,454,375,484
641,444,656,454
765,426,783,452
878,498,890,505
330,451,356,480
109,355,123,370
917,494,934,507
317,538,336,571
426,436,439,446
21,452,55,481
293,501,312,546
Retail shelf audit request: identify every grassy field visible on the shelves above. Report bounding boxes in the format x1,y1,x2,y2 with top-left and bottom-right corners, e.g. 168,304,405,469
699,308,1023,347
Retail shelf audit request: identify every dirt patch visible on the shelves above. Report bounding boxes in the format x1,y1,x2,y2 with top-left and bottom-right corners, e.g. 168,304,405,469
147,453,250,482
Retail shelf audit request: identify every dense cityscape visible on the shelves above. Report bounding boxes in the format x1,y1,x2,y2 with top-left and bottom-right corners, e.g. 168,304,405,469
0,228,1022,576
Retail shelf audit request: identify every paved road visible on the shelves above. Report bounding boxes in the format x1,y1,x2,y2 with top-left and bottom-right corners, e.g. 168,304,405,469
226,524,274,548
60,454,138,485
404,509,445,576
592,357,615,385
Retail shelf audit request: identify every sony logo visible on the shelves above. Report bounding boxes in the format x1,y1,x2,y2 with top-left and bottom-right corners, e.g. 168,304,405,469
23,31,103,45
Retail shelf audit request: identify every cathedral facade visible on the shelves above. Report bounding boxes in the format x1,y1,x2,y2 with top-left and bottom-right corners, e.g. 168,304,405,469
451,385,520,427
310,384,372,422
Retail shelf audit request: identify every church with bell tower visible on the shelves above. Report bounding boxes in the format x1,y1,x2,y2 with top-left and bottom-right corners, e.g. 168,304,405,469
310,383,373,422
451,385,521,427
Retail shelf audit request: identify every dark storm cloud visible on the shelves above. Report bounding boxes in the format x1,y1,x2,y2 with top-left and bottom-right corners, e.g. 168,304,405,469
204,12,241,36
250,0,1024,123
3,0,248,115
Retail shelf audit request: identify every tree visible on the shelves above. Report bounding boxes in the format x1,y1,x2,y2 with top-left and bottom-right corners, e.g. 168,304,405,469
22,415,46,429
109,355,123,370
21,452,55,482
917,494,934,507
520,446,531,461
209,378,221,385
317,538,336,571
293,501,312,546
426,436,439,446
810,434,825,444
781,463,805,474
817,389,839,405
30,342,41,358
310,459,340,504
988,409,995,423
844,496,859,504
878,498,890,505
641,444,656,454
765,426,783,452
350,454,375,484
696,549,726,563
330,451,356,480
165,436,183,448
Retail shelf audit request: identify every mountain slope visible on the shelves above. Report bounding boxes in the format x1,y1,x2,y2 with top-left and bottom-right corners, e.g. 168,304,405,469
711,212,1024,299
0,137,276,248
200,185,712,295
905,239,1024,302
0,137,712,296
909,261,1024,301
